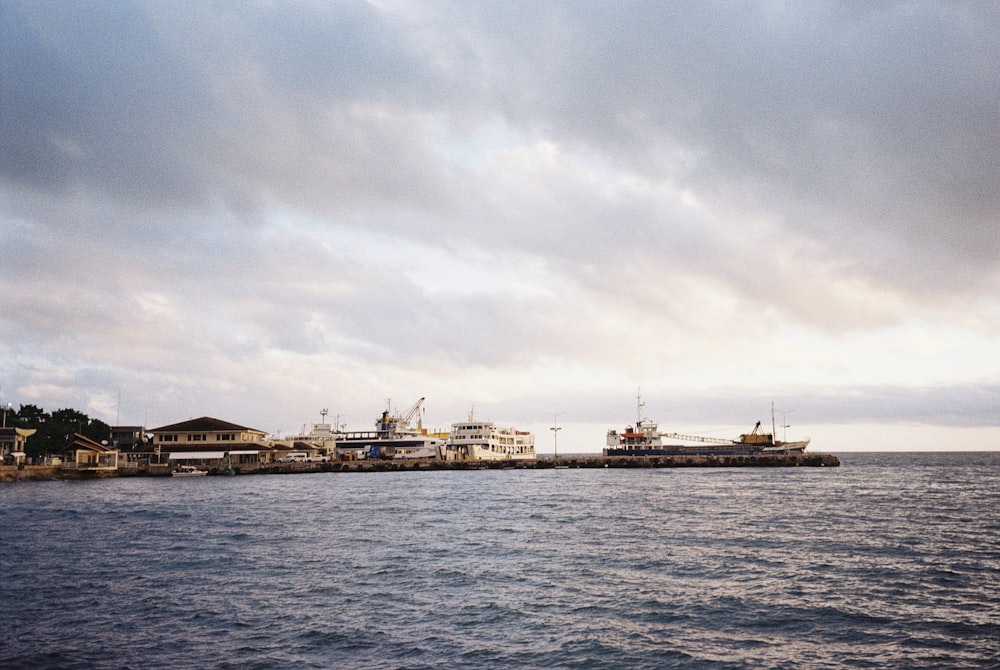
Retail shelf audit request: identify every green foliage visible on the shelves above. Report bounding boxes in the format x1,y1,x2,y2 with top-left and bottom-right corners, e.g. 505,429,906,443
14,403,46,425
13,405,113,458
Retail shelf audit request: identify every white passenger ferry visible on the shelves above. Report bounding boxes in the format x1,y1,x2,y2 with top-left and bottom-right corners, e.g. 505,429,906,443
445,408,536,461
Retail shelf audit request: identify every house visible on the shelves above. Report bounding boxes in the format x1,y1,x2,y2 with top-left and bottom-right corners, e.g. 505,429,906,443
148,416,273,467
0,427,36,465
110,426,147,452
62,433,119,471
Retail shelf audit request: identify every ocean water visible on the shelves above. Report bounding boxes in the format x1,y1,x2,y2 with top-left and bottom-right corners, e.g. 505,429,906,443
1,452,998,669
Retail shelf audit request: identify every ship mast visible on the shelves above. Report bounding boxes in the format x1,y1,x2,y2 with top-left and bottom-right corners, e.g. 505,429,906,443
773,404,793,444
771,401,776,442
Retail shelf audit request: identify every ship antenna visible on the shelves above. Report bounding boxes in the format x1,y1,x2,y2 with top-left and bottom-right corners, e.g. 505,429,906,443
773,404,793,443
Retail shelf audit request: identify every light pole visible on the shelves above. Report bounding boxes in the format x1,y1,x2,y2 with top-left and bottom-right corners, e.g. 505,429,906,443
547,412,564,459
2,402,10,463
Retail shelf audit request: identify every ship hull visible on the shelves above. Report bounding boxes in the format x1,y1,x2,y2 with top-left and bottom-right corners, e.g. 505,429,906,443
465,444,536,461
336,437,445,460
605,440,808,457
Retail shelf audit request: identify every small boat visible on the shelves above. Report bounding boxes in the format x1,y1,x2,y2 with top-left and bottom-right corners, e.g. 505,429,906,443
171,465,208,477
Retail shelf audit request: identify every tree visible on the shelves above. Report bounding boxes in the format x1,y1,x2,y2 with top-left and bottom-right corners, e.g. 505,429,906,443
14,404,46,427
14,405,113,458
14,404,51,457
84,418,112,444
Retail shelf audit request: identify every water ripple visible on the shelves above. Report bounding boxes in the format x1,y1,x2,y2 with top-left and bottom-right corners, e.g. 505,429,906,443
2,454,999,668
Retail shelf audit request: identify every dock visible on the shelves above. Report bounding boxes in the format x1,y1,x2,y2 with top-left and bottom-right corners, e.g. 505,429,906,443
3,452,839,482
302,452,840,473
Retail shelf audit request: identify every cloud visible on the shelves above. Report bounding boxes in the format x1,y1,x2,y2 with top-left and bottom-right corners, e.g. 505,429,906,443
1,1,998,441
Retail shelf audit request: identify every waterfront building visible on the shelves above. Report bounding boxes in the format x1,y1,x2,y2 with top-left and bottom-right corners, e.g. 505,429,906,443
148,416,272,468
110,426,148,452
0,426,36,465
61,433,119,471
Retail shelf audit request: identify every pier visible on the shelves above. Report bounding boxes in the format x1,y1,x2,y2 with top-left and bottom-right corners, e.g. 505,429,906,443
302,452,841,472
2,452,839,481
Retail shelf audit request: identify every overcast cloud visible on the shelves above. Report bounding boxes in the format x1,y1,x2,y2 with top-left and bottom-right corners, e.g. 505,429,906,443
2,1,998,449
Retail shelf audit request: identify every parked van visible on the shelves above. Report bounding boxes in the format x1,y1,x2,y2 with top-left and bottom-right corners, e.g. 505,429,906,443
277,453,307,463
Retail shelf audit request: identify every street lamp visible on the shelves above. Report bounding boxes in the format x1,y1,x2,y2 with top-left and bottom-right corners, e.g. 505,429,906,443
547,412,564,459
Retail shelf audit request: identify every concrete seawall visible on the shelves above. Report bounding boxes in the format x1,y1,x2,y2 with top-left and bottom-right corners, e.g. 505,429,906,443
312,453,841,472
1,465,120,482
3,453,839,482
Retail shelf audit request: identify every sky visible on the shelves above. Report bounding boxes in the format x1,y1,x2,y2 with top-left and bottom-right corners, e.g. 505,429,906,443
2,1,998,452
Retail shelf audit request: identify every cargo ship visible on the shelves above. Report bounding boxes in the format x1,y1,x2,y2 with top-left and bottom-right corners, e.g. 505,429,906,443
604,391,810,456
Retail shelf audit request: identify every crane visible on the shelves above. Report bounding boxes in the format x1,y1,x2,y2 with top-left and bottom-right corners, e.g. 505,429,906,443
662,422,775,446
400,397,426,429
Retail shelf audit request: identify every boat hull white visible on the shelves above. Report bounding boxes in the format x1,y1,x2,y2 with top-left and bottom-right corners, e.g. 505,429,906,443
464,444,536,461
172,467,208,477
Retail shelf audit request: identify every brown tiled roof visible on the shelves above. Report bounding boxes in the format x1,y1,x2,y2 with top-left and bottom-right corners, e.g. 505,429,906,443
148,416,265,434
63,433,114,453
